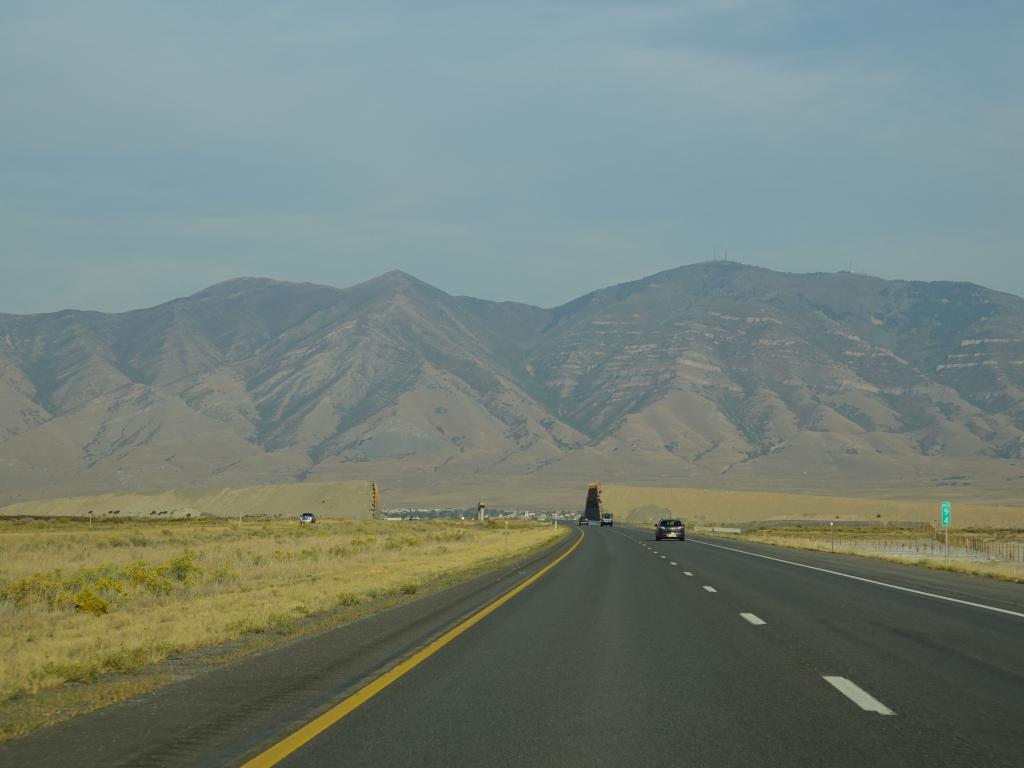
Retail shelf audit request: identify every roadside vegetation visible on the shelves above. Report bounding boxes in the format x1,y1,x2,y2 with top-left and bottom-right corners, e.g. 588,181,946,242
732,526,1024,582
606,484,1024,529
0,517,565,739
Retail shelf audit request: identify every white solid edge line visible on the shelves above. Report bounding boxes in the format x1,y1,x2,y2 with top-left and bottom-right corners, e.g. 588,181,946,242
689,538,1024,620
740,612,766,625
823,676,895,715
703,585,717,592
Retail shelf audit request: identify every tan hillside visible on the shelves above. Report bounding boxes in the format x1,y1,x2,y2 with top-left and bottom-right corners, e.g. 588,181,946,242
0,480,377,520
1,263,1023,505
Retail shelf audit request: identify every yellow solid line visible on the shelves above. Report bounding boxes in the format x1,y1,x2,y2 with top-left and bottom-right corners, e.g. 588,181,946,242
242,528,585,768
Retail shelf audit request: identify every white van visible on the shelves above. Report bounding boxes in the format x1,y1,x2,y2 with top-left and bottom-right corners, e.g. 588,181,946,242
600,513,613,527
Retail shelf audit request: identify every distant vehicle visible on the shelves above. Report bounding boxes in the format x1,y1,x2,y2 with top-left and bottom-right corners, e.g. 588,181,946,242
406,515,422,521
299,512,317,524
578,515,589,526
600,513,613,527
655,518,685,541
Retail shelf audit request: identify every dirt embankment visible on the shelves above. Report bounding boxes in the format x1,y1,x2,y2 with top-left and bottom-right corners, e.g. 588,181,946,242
0,480,377,520
601,484,1024,529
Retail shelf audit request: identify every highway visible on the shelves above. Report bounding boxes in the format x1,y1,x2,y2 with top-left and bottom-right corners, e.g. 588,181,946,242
2,524,1022,767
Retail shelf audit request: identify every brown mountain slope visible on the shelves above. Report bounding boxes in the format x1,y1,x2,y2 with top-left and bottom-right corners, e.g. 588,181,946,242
517,264,1024,491
1,263,1023,505
0,271,580,502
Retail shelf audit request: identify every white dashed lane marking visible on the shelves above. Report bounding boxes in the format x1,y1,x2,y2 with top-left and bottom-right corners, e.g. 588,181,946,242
740,613,766,626
669,562,678,566
823,676,895,716
703,586,717,593
683,572,693,576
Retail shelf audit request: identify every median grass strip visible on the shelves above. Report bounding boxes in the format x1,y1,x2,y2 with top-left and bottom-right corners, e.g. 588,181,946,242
0,518,566,740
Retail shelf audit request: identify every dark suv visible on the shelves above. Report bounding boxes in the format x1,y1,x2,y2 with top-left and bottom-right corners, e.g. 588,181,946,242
655,518,685,541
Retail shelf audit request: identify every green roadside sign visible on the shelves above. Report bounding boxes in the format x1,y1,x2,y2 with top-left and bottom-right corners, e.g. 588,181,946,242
941,501,951,527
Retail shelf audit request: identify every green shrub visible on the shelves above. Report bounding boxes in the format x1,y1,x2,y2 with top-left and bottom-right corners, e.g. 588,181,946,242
42,659,103,684
94,577,128,599
210,567,236,584
101,646,150,673
385,535,422,551
266,612,294,631
124,562,172,595
431,529,468,543
157,552,200,584
73,588,109,616
229,618,265,635
1,572,66,608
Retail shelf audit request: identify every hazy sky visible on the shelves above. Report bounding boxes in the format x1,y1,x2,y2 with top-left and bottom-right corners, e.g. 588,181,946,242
2,1,1021,313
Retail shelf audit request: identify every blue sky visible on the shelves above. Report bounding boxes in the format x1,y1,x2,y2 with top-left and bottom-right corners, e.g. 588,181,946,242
1,1,1021,313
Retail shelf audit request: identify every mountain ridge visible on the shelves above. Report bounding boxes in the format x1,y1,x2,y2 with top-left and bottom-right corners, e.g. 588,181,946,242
1,262,1022,505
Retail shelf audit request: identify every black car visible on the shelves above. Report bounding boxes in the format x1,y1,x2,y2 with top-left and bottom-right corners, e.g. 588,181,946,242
655,518,685,541
299,512,317,524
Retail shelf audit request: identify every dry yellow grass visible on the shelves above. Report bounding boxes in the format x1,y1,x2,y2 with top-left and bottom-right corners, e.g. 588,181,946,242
0,480,377,520
602,484,1024,528
0,518,564,708
732,528,1024,582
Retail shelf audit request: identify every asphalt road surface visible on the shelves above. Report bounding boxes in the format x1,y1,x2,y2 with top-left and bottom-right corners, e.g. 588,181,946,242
3,524,1022,767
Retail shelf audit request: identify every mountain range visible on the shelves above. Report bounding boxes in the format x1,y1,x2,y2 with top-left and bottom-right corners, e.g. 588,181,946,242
2,262,1023,506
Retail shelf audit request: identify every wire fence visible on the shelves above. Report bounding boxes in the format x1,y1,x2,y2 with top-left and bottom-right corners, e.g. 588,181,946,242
744,528,1024,565
929,529,1024,564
